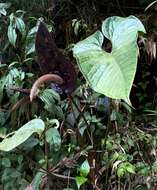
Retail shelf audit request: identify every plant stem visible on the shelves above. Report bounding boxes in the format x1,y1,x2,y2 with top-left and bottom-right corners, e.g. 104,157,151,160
16,147,75,181
70,95,93,146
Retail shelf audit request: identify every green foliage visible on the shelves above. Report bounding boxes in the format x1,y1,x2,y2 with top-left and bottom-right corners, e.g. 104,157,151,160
7,24,17,47
7,11,26,47
116,162,135,177
75,160,90,189
0,119,45,151
0,1,157,189
75,176,88,190
80,159,90,177
46,127,61,151
25,25,38,55
39,89,64,119
0,3,11,16
73,16,145,105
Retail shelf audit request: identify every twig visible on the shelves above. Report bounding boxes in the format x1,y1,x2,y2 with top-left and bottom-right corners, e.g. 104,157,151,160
115,0,125,16
70,96,90,127
16,147,75,181
51,171,75,180
70,95,93,146
44,132,50,189
10,97,30,112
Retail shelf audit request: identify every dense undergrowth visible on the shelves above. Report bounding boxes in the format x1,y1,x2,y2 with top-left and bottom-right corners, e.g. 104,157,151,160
1,0,157,190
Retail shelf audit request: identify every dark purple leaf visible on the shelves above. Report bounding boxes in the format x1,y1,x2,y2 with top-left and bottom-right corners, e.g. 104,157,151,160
35,22,76,95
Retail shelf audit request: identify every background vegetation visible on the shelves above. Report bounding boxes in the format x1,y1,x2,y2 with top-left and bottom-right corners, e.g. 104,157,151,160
1,0,157,189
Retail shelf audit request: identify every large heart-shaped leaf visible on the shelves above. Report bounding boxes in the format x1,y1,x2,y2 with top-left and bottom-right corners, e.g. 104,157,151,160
73,16,145,105
0,119,45,151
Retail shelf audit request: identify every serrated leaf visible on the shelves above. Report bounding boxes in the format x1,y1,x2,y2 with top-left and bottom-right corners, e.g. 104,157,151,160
0,119,45,151
80,159,90,177
75,176,87,190
45,128,61,151
8,24,17,47
73,16,145,105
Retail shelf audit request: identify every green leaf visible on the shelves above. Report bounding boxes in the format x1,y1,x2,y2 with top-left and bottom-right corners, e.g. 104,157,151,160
31,171,44,190
2,168,21,181
80,160,90,177
0,3,11,10
8,24,17,47
110,110,117,121
117,162,135,177
0,8,6,16
45,128,61,151
19,137,39,151
2,158,11,167
126,164,135,174
39,89,61,114
75,176,87,190
73,16,145,105
16,17,26,36
117,167,125,177
0,119,45,151
0,3,11,16
9,13,14,23
39,89,60,102
25,26,38,55
47,119,60,128
0,127,7,138
111,152,119,162
5,68,25,90
0,64,7,68
152,160,157,172
0,76,6,103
